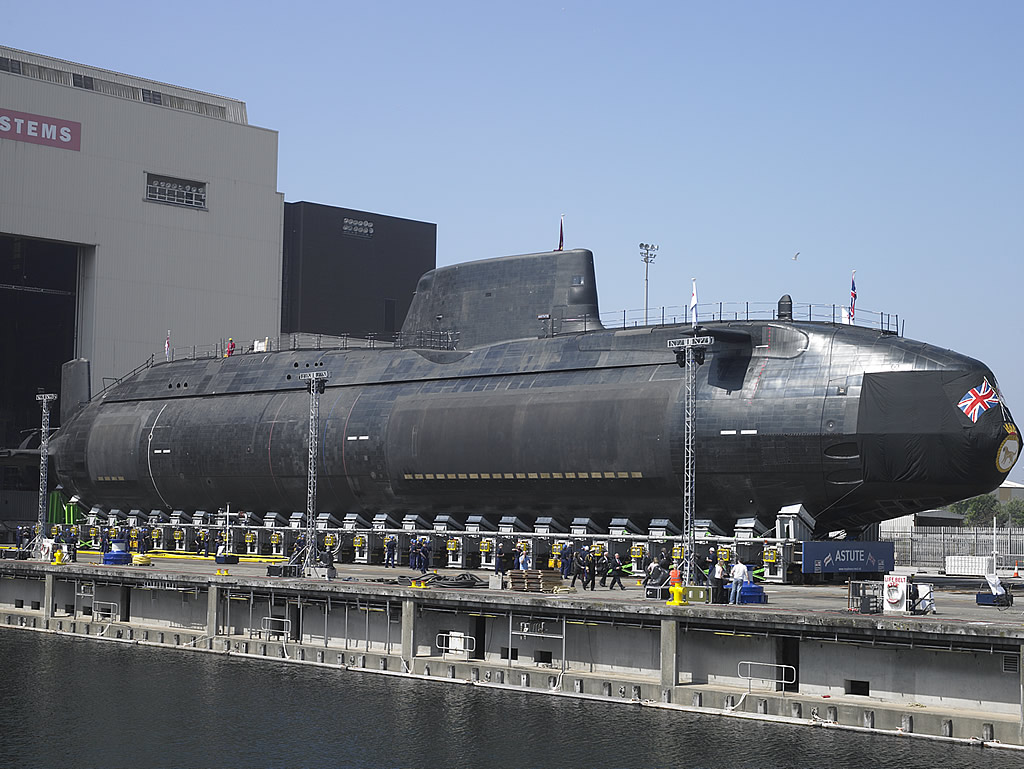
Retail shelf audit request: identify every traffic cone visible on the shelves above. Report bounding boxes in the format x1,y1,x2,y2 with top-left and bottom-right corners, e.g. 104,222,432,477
1015,561,1019,578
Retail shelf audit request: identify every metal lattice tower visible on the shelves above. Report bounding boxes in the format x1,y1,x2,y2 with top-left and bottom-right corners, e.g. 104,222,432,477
33,393,57,558
668,336,711,585
298,370,329,573
682,349,697,585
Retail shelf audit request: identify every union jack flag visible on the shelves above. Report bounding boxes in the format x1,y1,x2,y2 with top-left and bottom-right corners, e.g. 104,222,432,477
958,378,999,423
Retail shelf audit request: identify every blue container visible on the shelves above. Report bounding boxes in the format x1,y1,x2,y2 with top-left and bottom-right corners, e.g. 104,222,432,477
976,592,1012,606
103,551,131,566
739,583,768,604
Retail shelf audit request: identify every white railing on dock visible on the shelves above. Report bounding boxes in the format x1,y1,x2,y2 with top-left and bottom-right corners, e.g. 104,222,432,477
251,616,290,640
436,631,476,658
92,601,118,620
737,660,796,693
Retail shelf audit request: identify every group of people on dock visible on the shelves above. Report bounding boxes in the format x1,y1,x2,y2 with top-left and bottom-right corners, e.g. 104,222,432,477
697,547,749,604
555,545,629,590
493,543,532,574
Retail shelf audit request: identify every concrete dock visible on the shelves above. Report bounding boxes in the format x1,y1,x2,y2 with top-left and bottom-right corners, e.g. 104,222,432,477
2,551,1024,752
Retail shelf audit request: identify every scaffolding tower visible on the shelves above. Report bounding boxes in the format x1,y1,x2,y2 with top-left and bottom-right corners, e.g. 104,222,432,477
669,336,711,585
298,370,329,575
32,392,57,559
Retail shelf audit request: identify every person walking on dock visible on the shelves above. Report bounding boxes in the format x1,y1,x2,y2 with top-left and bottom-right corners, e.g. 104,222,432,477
597,550,609,588
571,549,588,590
384,536,397,568
608,553,627,590
584,549,597,591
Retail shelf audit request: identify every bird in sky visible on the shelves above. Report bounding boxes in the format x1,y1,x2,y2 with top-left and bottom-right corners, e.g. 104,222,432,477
792,252,800,261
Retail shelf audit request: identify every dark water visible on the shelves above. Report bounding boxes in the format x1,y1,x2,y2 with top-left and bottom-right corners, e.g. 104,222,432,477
0,631,1021,769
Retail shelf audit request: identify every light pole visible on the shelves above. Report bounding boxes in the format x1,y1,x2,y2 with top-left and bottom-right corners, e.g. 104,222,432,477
640,243,658,325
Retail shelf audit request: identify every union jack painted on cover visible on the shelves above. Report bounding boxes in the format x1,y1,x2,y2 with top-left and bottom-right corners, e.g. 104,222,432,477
958,378,999,423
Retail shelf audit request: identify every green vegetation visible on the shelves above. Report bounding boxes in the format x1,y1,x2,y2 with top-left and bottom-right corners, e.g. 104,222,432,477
948,495,1024,526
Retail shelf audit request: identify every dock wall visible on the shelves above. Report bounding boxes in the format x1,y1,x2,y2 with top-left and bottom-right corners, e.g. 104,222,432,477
3,562,1024,751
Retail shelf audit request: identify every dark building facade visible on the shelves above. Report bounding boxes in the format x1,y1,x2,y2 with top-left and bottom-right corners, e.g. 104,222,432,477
282,202,436,339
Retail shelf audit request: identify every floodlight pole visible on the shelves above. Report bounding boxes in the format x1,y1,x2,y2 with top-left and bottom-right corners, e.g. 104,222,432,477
298,370,330,575
33,393,57,559
640,243,658,325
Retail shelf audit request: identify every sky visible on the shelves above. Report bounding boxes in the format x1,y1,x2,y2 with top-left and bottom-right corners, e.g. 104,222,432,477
5,1,1024,477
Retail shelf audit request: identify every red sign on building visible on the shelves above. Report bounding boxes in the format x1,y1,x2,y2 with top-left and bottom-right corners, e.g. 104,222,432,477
0,107,81,151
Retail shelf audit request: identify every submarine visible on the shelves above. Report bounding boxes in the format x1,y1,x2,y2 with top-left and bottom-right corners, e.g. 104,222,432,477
52,248,1019,536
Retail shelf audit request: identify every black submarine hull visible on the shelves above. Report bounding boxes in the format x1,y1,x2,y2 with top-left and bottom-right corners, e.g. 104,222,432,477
53,317,1018,535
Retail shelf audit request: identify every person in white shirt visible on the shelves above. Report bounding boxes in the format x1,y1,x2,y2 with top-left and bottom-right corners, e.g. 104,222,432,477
729,561,748,604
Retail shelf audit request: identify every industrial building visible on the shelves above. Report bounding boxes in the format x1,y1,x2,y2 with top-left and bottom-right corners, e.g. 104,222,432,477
0,46,435,522
282,201,435,339
0,45,284,445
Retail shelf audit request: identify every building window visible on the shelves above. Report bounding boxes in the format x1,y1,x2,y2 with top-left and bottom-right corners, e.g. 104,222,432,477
72,73,95,90
142,88,163,106
0,57,22,74
145,173,207,210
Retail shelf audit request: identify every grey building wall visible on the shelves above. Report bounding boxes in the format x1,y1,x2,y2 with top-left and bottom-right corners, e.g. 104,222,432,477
0,46,283,397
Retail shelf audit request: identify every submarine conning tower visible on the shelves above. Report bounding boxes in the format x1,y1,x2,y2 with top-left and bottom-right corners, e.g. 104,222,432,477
401,248,605,349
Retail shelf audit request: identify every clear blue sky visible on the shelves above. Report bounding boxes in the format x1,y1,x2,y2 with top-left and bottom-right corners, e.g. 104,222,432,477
7,2,1024,480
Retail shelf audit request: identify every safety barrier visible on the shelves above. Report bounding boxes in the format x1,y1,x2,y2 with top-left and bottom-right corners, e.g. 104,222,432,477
251,616,290,641
737,660,796,693
436,631,476,657
92,601,118,620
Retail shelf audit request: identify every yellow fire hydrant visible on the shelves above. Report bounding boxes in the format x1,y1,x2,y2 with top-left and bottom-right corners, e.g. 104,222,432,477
666,568,687,606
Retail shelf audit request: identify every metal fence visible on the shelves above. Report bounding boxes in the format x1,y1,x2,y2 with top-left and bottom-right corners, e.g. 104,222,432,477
599,301,901,334
882,526,1024,571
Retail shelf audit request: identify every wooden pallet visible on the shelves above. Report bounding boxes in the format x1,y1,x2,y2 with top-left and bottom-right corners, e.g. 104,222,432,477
508,569,564,593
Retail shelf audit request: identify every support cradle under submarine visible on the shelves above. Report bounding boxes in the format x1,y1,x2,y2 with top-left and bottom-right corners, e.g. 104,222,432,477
52,249,1019,536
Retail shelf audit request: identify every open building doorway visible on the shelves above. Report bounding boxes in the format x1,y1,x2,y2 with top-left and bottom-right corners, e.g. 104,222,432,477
0,233,79,520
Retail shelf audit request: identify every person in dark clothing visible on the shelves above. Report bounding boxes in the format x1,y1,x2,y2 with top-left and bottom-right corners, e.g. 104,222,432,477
597,551,609,587
571,550,588,590
584,550,597,591
698,546,715,586
66,530,78,563
384,536,397,567
419,540,429,575
495,543,506,575
410,541,420,572
560,545,573,578
711,559,726,604
608,553,627,590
